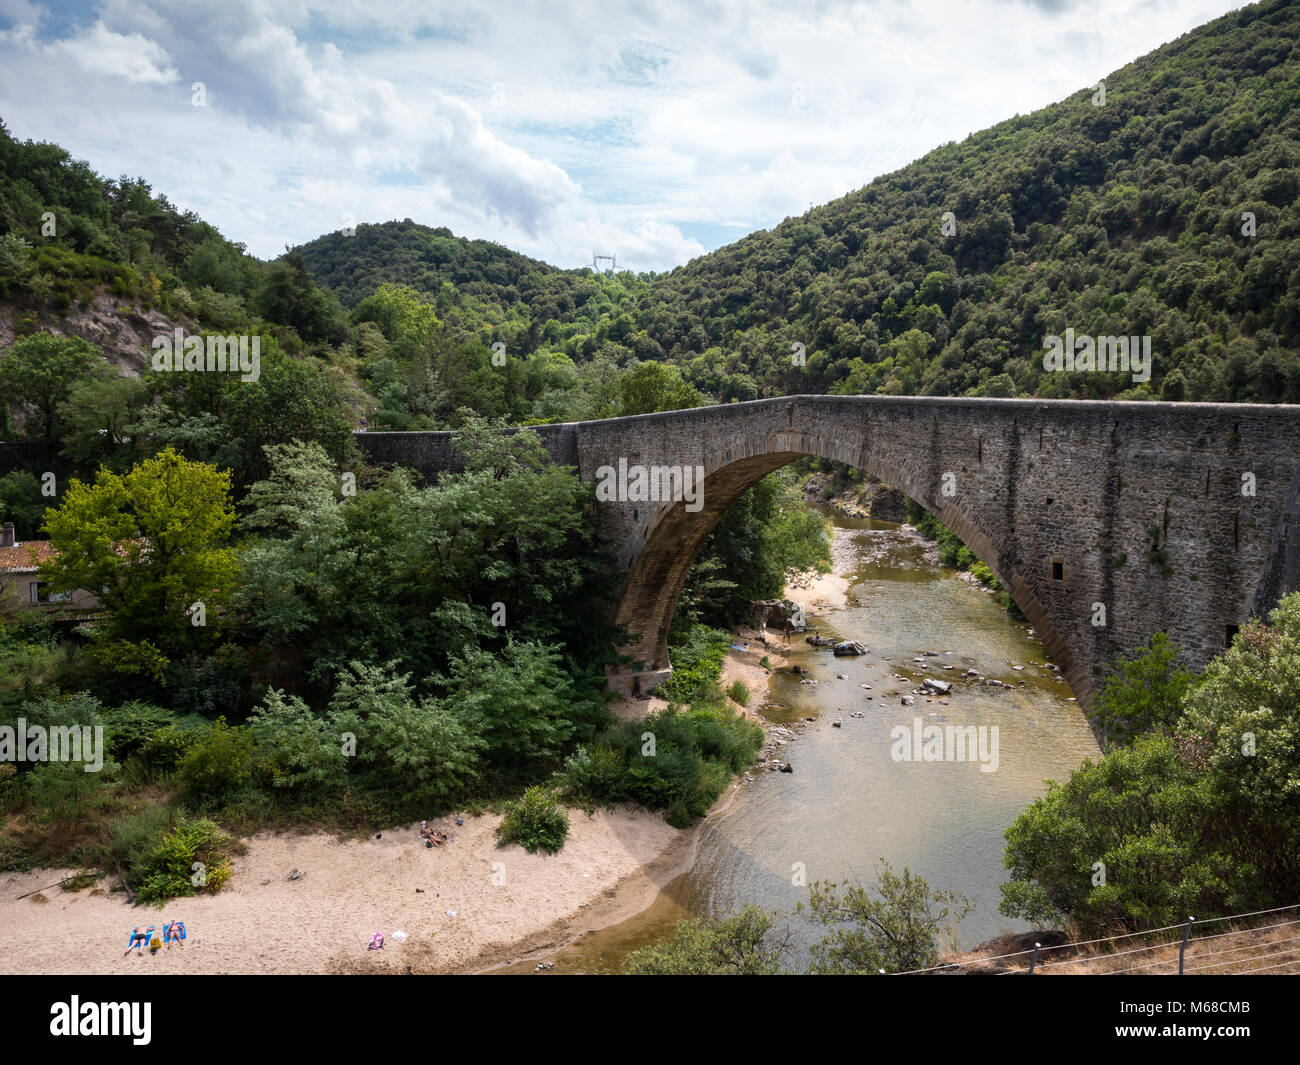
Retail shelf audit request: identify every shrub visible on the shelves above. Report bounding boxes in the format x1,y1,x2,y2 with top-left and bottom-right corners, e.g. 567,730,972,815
589,704,762,823
660,626,730,704
496,786,569,854
0,764,18,808
556,744,625,806
726,679,751,706
247,688,345,791
327,661,484,804
177,718,254,802
624,905,789,974
101,701,179,760
133,817,233,905
1093,632,1197,748
803,861,973,974
1000,733,1245,934
140,725,200,774
969,561,1000,589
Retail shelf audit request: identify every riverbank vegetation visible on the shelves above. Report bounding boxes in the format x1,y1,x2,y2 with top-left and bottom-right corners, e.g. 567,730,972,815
999,592,1300,937
624,860,970,975
0,413,784,897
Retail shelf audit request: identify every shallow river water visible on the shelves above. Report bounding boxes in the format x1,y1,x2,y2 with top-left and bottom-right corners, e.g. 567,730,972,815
497,510,1101,973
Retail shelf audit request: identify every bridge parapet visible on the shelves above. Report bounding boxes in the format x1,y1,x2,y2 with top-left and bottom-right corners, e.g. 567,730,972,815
356,395,1300,713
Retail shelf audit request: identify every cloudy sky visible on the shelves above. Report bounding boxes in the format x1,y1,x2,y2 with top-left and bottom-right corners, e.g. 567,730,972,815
0,0,1246,271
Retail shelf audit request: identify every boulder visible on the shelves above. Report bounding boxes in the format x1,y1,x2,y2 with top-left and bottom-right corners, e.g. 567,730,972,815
833,640,868,656
921,678,952,695
752,599,808,632
863,484,907,522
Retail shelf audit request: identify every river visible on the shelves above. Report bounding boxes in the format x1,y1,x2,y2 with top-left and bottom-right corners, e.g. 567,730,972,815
496,508,1101,974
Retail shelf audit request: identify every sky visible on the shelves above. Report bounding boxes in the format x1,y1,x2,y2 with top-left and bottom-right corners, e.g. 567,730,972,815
0,0,1249,272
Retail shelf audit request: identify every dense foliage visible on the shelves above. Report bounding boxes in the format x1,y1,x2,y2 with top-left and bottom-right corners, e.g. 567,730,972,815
1000,592,1300,936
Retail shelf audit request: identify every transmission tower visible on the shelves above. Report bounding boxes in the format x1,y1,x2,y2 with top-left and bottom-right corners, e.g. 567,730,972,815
592,252,617,274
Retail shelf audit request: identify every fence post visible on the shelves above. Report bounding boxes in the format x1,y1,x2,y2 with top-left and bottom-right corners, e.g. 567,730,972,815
1178,917,1195,975
1028,941,1041,974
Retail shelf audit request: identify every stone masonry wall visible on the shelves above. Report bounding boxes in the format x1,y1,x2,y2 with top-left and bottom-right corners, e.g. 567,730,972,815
355,395,1300,710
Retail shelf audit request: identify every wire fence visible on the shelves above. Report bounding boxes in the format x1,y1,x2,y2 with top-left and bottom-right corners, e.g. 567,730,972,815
887,901,1300,975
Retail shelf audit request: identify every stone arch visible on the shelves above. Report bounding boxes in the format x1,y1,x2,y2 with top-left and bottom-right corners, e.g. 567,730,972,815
609,423,1086,706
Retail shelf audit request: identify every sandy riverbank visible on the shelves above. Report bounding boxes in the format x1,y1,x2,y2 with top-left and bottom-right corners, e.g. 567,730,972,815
0,807,693,975
785,524,858,614
0,532,863,977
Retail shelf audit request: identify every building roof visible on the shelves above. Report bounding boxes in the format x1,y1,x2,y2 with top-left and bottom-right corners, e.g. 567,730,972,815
0,540,57,574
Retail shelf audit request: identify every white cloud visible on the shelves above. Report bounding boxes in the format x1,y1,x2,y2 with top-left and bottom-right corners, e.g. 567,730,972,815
48,19,180,85
0,0,1249,271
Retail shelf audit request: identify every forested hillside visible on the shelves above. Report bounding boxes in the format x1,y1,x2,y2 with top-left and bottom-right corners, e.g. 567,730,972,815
296,0,1300,407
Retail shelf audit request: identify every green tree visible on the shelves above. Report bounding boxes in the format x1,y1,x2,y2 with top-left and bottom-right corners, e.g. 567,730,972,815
1092,631,1199,748
223,347,357,488
58,369,151,472
0,469,48,540
0,333,99,458
624,905,791,975
999,733,1239,934
618,361,701,415
434,637,588,770
247,688,346,791
39,447,237,677
1178,593,1300,822
327,660,484,803
350,283,441,355
801,861,973,974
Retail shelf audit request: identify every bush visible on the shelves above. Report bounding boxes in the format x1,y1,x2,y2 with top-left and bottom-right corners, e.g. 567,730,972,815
726,679,751,706
1093,632,1198,748
624,905,790,974
803,861,973,974
140,725,200,774
109,806,176,887
101,701,179,761
496,786,569,854
970,561,1000,589
0,763,18,809
1000,733,1246,934
177,718,254,803
580,704,763,823
133,817,233,905
660,626,730,704
556,744,625,806
247,689,345,791
327,661,484,804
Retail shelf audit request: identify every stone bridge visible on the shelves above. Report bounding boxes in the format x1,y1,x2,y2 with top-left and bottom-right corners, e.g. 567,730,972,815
355,395,1300,711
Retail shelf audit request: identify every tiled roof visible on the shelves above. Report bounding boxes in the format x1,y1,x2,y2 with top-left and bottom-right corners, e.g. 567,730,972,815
0,541,57,573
